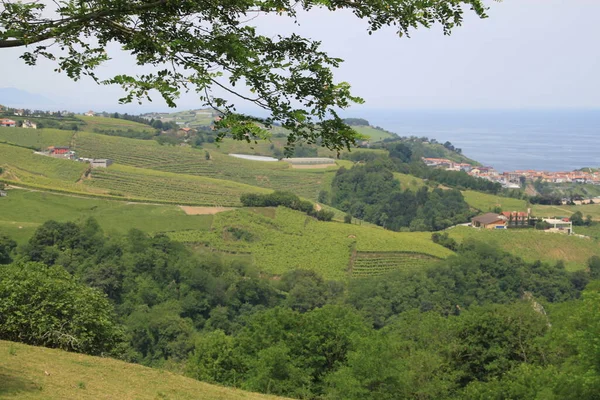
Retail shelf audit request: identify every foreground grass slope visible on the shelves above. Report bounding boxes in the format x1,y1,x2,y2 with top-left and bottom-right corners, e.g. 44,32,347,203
0,341,286,400
168,207,453,280
447,226,600,271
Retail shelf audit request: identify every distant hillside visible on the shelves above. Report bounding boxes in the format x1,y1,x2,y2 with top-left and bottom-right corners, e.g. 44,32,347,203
0,340,286,400
0,88,54,107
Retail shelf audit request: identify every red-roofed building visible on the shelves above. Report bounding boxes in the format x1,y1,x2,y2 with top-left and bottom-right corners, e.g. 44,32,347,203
0,118,16,127
501,211,530,226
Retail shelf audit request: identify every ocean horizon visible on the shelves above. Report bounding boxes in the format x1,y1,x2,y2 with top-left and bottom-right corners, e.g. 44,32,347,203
356,109,600,173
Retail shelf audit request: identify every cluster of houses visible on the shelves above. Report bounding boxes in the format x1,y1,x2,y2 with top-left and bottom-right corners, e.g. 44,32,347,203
35,146,112,168
0,118,37,129
422,157,600,187
471,211,573,235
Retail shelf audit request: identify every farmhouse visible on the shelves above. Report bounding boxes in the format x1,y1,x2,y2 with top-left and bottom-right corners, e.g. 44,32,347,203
90,159,113,168
0,118,16,127
471,213,507,229
47,146,76,160
84,110,95,117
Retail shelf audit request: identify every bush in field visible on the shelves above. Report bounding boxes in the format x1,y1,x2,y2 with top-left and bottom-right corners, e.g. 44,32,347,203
240,191,333,221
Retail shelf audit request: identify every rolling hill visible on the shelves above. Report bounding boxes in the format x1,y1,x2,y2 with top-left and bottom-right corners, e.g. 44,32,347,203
0,340,287,400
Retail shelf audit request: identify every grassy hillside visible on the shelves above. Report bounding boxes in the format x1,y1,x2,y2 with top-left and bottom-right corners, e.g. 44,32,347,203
462,190,528,212
168,207,453,280
0,127,74,150
72,131,336,200
77,115,156,134
0,190,214,244
352,125,396,142
447,226,600,271
0,142,269,206
393,172,428,191
0,340,286,400
532,203,600,221
0,143,89,193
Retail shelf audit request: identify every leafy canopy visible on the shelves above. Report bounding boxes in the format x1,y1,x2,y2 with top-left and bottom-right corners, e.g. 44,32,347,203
1,0,488,152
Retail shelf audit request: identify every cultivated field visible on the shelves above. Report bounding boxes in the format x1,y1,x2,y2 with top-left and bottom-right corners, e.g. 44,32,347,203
351,251,441,278
0,340,286,400
0,190,214,244
0,127,74,150
72,131,336,200
0,143,88,193
447,226,600,271
462,190,528,212
83,163,270,206
168,207,453,280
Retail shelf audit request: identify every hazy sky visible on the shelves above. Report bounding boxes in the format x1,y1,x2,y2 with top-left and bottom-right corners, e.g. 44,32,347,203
2,0,600,112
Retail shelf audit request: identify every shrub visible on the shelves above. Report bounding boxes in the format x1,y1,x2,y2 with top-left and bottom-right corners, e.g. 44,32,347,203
0,262,123,356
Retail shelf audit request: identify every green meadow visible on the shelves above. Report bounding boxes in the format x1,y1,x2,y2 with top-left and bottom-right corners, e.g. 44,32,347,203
0,190,213,244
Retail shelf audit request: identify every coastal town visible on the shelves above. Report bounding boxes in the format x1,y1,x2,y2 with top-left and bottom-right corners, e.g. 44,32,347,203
423,157,600,188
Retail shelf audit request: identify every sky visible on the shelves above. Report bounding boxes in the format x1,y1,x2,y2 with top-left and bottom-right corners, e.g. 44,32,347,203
1,0,600,113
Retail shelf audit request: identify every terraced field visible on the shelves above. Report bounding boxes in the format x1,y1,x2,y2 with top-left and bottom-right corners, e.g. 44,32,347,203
0,143,89,193
73,132,335,199
168,207,453,280
351,251,442,278
0,127,74,150
84,164,269,206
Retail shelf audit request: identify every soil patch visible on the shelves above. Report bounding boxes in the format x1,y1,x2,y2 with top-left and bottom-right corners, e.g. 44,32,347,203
180,206,235,215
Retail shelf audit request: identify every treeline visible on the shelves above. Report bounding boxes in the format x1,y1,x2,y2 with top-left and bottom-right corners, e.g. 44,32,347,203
330,161,473,231
1,222,600,399
241,191,334,221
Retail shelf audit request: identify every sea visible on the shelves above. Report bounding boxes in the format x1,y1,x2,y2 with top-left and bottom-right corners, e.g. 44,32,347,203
358,109,600,173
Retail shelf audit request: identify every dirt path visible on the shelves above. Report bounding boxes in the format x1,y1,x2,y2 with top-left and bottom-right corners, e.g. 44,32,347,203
180,206,236,215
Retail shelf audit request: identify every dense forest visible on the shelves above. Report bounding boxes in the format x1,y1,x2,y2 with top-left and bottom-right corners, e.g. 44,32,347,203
1,219,600,399
330,161,473,231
